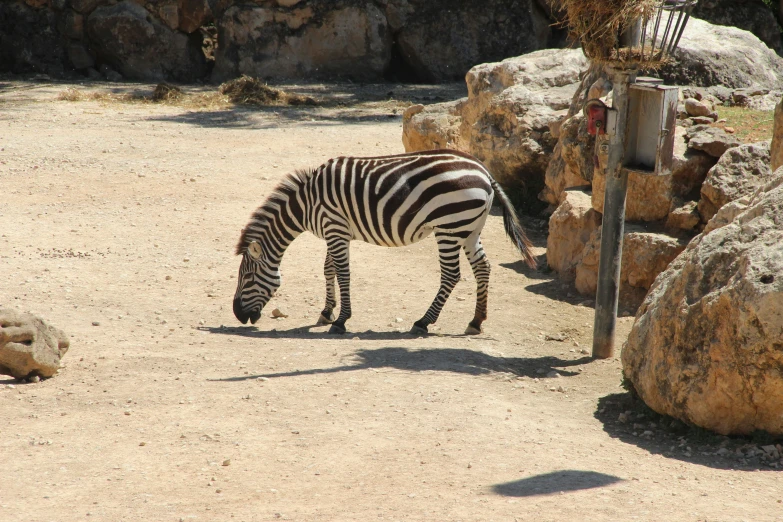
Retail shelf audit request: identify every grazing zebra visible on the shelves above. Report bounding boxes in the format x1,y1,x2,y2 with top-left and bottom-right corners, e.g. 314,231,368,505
233,149,536,335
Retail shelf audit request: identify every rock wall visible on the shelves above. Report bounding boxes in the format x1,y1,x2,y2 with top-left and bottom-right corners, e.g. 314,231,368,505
0,0,555,83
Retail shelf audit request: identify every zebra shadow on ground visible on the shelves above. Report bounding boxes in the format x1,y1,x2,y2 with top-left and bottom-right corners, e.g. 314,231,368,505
207,341,593,382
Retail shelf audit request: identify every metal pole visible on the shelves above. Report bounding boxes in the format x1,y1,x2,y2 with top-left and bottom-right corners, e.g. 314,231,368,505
592,68,634,359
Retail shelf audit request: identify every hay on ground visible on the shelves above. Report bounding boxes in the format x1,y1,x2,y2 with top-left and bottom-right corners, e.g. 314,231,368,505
218,76,317,106
150,83,183,102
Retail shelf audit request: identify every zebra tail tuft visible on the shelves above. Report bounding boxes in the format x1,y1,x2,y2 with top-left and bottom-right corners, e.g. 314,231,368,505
491,180,537,269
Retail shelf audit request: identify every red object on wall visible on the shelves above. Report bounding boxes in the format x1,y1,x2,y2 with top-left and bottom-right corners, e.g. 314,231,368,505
585,99,608,136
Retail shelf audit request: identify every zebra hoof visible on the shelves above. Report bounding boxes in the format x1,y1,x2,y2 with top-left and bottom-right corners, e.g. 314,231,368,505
464,325,482,335
409,324,428,336
328,323,346,335
316,313,334,326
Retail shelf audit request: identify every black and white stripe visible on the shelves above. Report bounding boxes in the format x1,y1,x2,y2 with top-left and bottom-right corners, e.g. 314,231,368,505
233,149,536,335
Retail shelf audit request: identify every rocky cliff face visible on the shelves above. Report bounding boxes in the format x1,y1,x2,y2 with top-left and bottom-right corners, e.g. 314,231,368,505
0,0,556,83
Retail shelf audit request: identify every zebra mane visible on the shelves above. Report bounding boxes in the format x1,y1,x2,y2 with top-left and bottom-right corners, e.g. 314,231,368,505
235,168,314,255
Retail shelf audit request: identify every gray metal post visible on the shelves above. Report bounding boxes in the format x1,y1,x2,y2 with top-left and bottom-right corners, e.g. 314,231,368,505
592,69,635,359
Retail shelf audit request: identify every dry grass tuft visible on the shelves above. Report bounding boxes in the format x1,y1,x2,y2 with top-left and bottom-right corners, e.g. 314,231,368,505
218,76,317,106
57,77,318,109
150,83,183,103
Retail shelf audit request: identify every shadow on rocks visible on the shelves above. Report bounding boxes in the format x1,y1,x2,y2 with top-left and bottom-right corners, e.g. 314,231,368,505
595,392,783,472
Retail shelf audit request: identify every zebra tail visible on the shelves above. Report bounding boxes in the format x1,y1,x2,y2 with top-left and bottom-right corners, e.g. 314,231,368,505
491,179,537,269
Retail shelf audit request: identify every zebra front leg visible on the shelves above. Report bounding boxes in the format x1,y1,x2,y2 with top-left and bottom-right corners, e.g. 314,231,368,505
411,233,462,335
327,238,352,334
316,252,337,326
464,236,490,335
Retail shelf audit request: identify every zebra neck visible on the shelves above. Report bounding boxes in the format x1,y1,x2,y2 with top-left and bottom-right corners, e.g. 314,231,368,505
246,205,303,264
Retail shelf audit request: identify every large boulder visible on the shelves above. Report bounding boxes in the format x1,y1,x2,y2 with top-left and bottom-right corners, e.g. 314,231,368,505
86,1,207,81
388,0,551,82
694,0,782,55
0,1,68,76
698,142,772,222
401,101,466,152
0,309,70,380
622,171,783,436
686,125,742,159
670,126,718,200
655,17,783,89
213,3,390,82
773,97,783,172
402,48,588,210
574,225,687,296
546,188,601,280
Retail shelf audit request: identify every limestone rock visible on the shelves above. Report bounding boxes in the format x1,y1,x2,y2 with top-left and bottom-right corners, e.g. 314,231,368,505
178,0,213,33
666,199,700,232
671,126,717,199
392,0,550,82
212,4,390,82
655,17,783,89
574,225,686,295
686,125,742,158
0,1,67,76
773,97,783,173
622,173,783,436
732,88,783,112
67,42,95,70
462,49,586,206
693,1,782,55
87,1,208,82
591,169,672,222
684,98,712,118
401,101,466,153
546,188,601,280
699,142,772,222
0,309,70,380
401,49,587,210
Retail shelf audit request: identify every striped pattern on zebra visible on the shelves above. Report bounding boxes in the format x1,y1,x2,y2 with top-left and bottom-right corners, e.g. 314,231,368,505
233,149,536,335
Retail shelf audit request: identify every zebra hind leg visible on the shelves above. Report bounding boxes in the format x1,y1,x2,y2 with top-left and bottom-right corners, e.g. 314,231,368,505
316,252,337,326
464,236,490,335
411,233,462,335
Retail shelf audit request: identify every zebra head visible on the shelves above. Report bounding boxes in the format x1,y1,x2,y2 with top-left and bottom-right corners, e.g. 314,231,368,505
233,239,281,324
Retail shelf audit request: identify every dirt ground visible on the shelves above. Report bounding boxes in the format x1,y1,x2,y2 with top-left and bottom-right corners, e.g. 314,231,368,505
1,78,782,522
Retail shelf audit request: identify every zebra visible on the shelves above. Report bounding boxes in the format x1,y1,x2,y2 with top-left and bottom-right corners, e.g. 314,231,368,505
233,149,536,335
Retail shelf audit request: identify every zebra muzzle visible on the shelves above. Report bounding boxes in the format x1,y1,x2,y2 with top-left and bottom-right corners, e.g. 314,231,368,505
233,298,261,325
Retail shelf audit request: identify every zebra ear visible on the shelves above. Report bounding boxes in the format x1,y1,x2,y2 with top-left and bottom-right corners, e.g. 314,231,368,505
247,241,262,260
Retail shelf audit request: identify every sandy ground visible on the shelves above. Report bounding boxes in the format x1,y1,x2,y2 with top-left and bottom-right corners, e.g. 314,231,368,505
1,79,782,522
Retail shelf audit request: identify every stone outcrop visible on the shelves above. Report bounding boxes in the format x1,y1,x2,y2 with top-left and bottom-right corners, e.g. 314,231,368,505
694,0,782,55
401,101,466,152
1,0,560,82
698,142,772,222
686,125,742,158
773,97,783,172
86,1,208,82
387,0,552,82
546,188,600,280
655,17,783,89
622,170,783,436
0,309,70,380
402,48,588,210
574,225,687,296
212,3,390,82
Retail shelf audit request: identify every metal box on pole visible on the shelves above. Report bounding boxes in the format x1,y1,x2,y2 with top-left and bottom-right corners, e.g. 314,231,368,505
623,79,679,177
